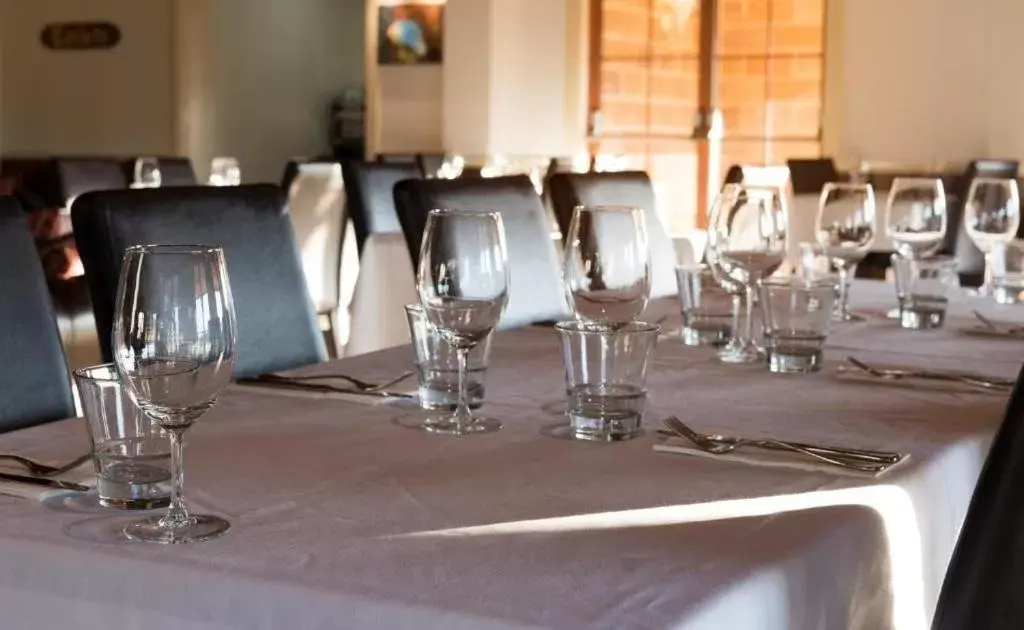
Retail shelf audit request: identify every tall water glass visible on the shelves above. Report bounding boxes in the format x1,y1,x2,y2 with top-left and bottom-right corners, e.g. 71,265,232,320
417,209,509,435
964,177,1021,295
816,182,876,321
885,177,946,259
564,205,651,329
113,245,237,544
707,185,787,363
133,157,162,188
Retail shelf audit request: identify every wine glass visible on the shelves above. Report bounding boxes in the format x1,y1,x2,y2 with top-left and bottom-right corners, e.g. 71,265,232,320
417,209,509,435
705,185,748,362
964,177,1021,295
707,185,788,363
133,157,162,188
208,157,241,186
113,245,237,544
564,206,651,329
816,183,875,321
885,177,946,259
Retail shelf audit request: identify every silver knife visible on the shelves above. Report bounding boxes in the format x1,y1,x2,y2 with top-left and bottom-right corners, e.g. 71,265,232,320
236,376,415,399
0,471,89,492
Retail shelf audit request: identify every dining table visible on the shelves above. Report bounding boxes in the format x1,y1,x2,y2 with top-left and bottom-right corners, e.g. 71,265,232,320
0,280,1020,630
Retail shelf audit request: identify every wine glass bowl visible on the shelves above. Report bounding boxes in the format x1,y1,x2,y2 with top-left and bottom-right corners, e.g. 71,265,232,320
885,177,947,259
964,177,1021,295
417,209,509,435
816,182,876,321
563,205,651,330
113,245,236,544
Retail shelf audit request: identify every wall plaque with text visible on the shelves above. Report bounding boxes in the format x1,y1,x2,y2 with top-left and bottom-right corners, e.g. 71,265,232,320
40,22,121,51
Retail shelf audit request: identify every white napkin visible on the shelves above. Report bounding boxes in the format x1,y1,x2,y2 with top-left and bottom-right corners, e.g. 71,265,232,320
653,437,909,478
0,460,95,501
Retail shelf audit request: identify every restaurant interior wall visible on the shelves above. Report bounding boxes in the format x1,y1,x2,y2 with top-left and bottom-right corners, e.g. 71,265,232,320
0,0,175,157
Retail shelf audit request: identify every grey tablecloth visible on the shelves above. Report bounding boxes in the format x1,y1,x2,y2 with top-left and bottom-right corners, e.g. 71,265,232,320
0,281,1020,629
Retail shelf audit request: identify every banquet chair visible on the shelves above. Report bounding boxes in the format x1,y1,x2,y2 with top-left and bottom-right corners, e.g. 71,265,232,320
72,184,327,378
0,197,75,432
155,157,198,186
945,159,1020,287
787,158,840,195
286,162,348,357
931,362,1024,629
547,171,678,298
53,158,128,205
393,174,570,328
340,161,420,254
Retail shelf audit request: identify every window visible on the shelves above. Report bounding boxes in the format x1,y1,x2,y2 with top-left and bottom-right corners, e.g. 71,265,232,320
590,0,827,232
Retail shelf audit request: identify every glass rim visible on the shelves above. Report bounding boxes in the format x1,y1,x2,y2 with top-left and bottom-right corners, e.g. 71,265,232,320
72,362,119,382
427,208,502,220
891,255,958,268
675,262,707,272
761,277,837,290
555,320,660,335
821,181,874,192
970,176,1019,185
404,303,423,314
572,205,644,214
125,244,223,256
889,176,944,187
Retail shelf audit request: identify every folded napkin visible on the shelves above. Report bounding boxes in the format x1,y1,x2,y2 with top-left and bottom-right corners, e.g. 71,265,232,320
653,437,909,478
0,460,95,501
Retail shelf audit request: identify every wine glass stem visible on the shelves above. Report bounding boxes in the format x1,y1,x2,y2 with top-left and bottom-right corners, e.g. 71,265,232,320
730,293,742,346
162,428,191,529
838,266,851,315
454,346,472,428
743,285,755,345
983,252,995,290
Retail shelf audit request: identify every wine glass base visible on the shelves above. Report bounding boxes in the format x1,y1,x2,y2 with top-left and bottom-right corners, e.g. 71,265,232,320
718,346,761,364
834,311,866,322
422,416,502,435
123,514,230,544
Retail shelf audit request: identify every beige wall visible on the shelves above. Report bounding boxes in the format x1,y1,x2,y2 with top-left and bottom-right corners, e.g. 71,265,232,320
0,0,175,156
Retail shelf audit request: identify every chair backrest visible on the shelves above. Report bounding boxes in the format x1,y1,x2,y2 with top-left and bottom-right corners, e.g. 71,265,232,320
787,158,839,195
392,175,569,328
415,153,445,179
547,171,678,298
287,162,347,314
71,184,327,378
54,158,128,204
0,197,75,431
932,362,1024,629
156,157,197,186
946,159,1021,282
340,161,420,253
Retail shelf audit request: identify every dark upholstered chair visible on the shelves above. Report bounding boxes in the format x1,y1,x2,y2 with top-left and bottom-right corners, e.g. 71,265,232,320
392,175,569,328
787,158,840,195
548,171,678,297
0,197,75,431
71,185,327,378
340,161,420,254
54,158,128,205
932,362,1024,629
944,160,1020,286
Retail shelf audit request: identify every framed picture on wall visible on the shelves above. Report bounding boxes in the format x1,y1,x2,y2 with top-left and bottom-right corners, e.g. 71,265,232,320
377,4,444,65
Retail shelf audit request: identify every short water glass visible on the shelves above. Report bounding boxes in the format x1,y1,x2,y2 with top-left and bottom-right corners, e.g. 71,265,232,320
892,255,958,330
208,157,242,186
556,321,659,441
564,205,651,329
73,364,171,510
405,304,492,410
991,240,1024,305
675,264,732,347
760,278,837,374
132,157,162,188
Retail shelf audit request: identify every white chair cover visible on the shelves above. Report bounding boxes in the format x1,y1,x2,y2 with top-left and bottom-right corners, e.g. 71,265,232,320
343,233,418,357
287,163,346,316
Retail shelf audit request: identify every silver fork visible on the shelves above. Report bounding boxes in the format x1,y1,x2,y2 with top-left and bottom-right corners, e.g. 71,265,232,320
265,370,415,391
662,417,894,473
845,356,1013,391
